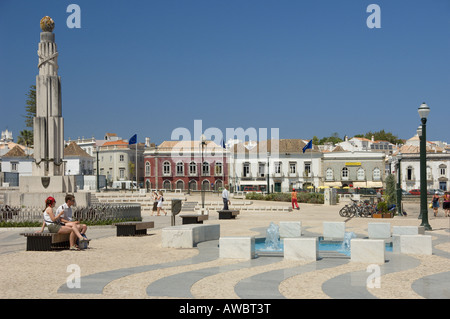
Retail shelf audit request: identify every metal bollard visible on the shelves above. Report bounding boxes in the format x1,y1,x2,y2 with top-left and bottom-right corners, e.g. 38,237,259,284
171,199,182,226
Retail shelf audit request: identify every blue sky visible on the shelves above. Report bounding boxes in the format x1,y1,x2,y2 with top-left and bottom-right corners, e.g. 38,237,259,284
1,0,449,145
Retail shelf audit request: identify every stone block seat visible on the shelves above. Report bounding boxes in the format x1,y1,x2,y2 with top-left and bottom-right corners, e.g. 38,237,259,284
219,236,255,259
393,234,432,255
179,214,209,224
217,210,240,219
113,221,154,236
162,224,220,248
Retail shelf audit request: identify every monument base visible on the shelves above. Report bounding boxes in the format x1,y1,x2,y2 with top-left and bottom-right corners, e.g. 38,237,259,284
4,191,90,208
19,175,76,193
3,175,90,208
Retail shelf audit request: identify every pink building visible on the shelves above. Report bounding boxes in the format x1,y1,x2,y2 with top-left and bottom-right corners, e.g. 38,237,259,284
143,140,228,191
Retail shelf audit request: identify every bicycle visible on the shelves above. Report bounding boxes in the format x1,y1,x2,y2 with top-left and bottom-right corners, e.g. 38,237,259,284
339,199,374,218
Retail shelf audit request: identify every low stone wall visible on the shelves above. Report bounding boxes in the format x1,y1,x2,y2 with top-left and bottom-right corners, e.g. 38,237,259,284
0,203,141,223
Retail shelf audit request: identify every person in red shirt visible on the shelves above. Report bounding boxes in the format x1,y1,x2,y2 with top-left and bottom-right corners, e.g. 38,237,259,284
291,188,300,210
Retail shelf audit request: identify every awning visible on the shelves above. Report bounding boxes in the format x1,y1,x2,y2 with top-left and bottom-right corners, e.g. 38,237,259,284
366,181,383,188
353,182,367,188
324,182,342,187
239,180,268,186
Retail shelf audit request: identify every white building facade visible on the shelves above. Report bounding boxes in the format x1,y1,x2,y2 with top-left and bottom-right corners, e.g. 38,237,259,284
322,151,386,189
229,139,322,193
391,141,449,192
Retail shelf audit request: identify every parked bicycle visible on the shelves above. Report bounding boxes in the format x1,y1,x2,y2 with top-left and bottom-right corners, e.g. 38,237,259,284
339,199,375,218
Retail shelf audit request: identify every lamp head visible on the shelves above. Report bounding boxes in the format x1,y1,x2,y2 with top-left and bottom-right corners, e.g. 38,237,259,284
418,102,430,120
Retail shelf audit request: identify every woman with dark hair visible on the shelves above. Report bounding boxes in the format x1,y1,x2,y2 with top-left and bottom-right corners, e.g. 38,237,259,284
443,192,450,217
39,197,88,250
431,192,440,217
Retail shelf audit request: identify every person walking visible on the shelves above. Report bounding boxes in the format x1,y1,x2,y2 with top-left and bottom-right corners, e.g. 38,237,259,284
443,191,450,217
156,191,167,216
376,189,383,204
151,191,158,216
222,185,230,210
291,188,300,210
431,191,440,217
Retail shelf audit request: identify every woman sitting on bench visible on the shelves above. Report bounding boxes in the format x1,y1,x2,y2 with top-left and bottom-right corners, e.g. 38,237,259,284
37,197,88,251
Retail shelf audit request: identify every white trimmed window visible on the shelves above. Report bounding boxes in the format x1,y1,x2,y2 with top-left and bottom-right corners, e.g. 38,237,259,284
145,162,150,176
163,161,171,176
189,161,197,176
176,162,184,176
215,162,223,175
342,167,349,180
373,168,381,181
202,161,210,176
357,168,365,181
326,168,333,181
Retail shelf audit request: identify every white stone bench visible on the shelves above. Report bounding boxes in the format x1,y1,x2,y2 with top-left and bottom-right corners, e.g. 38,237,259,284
323,222,345,239
392,226,425,236
219,236,256,259
284,237,318,261
161,224,220,248
368,222,391,239
280,221,302,238
392,235,432,255
350,239,385,264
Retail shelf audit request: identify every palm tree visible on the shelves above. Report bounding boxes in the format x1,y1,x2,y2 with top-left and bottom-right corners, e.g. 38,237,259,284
17,129,33,148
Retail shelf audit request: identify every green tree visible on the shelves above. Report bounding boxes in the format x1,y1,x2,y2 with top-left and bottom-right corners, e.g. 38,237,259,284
24,85,36,128
355,130,403,145
17,129,34,147
384,173,397,206
318,132,343,145
19,85,36,146
312,136,319,145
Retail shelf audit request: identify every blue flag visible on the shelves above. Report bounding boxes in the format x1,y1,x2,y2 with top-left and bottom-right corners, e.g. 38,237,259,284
129,134,137,145
222,139,226,149
302,140,312,153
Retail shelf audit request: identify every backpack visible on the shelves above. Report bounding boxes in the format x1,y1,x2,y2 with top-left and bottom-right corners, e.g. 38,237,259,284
76,234,89,250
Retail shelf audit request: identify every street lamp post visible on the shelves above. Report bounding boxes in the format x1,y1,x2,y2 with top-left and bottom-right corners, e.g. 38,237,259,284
200,134,206,210
396,152,402,215
417,102,432,230
96,146,100,192
267,152,270,194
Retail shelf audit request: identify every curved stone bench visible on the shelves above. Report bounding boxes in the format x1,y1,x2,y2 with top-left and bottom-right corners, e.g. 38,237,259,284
161,224,220,248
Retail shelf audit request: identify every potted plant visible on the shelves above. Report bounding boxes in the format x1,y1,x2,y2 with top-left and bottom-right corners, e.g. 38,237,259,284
376,201,393,218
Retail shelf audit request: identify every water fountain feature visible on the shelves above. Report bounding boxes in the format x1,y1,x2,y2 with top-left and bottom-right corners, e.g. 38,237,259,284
264,222,281,251
337,232,356,255
254,223,392,258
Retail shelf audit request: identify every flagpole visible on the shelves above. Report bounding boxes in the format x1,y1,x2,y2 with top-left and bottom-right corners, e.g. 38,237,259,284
129,134,138,190
136,142,138,189
310,140,313,193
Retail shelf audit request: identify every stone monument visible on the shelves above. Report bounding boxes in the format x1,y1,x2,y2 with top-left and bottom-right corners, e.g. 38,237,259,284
33,16,65,178
6,17,88,207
